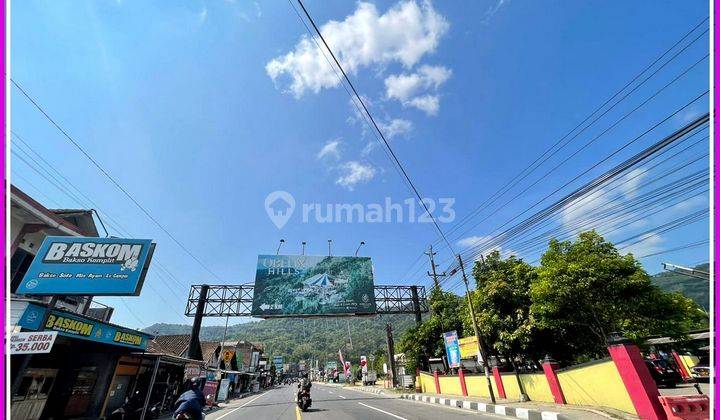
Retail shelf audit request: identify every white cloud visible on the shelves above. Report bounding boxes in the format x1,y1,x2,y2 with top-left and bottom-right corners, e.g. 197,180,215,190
482,0,509,24
317,139,342,160
407,94,440,115
379,118,413,139
385,65,451,115
457,236,518,260
266,1,449,98
385,65,451,100
385,65,452,115
336,161,376,190
669,194,708,214
457,236,487,248
622,233,664,258
619,168,647,199
559,168,650,234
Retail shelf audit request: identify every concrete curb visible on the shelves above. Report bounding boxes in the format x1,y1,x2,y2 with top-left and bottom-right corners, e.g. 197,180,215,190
399,394,571,420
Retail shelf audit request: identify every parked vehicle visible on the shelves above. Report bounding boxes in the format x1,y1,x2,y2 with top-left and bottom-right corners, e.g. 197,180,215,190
690,356,710,381
362,370,377,386
645,359,680,388
108,391,161,420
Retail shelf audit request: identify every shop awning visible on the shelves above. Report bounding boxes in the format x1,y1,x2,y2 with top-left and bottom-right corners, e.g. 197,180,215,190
16,303,154,351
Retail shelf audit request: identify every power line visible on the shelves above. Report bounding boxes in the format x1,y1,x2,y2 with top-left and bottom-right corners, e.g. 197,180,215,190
445,59,709,255
11,79,223,281
285,0,412,194
637,240,709,258
398,17,709,284
294,0,456,255
441,114,709,290
438,20,709,245
407,25,708,286
12,131,191,311
451,100,709,266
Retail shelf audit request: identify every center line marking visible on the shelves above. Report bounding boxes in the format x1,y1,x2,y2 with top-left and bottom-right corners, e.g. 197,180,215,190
358,402,408,420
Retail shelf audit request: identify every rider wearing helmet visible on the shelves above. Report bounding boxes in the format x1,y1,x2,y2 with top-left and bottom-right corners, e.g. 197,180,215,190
299,372,312,391
173,377,206,420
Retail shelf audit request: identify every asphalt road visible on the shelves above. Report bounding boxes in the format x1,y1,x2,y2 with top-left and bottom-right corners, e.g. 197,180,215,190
205,384,502,420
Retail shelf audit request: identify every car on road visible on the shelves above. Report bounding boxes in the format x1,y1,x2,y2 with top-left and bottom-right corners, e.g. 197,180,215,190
690,356,710,381
645,359,681,388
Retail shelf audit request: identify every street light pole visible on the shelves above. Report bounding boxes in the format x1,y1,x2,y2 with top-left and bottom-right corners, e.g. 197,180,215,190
355,241,365,256
457,254,496,404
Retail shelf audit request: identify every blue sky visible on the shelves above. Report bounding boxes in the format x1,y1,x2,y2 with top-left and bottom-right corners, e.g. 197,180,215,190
11,0,710,329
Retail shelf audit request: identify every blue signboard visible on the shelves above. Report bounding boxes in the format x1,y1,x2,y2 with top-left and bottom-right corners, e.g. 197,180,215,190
18,304,152,350
273,356,284,369
443,330,461,369
16,236,155,296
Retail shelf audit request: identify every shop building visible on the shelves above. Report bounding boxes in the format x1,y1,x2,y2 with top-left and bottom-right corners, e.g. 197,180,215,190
12,303,154,419
9,185,156,419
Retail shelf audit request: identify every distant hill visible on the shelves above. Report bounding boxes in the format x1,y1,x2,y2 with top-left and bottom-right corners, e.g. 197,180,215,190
651,263,709,311
143,314,416,364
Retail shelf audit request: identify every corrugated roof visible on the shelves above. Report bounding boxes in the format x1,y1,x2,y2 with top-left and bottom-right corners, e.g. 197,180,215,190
147,334,191,356
200,342,220,363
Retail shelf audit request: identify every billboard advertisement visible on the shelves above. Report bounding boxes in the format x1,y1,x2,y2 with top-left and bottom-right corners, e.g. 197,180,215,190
443,330,461,369
459,336,479,359
16,236,155,296
251,254,376,317
273,356,284,369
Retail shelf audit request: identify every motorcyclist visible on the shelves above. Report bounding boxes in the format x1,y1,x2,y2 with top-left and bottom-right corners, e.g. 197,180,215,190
297,373,311,396
173,377,206,420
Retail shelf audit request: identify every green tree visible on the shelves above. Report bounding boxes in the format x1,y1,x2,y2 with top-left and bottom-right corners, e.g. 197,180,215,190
465,250,540,362
398,287,465,373
531,231,707,364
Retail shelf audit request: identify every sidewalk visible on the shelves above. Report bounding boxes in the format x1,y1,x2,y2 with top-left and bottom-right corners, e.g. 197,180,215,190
399,392,637,420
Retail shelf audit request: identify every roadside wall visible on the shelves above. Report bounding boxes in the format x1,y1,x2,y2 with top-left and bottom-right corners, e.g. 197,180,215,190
557,359,636,415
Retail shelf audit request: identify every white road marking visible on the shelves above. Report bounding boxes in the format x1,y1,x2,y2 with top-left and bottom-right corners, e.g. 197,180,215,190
329,391,334,394
214,392,267,420
358,402,409,420
339,395,347,399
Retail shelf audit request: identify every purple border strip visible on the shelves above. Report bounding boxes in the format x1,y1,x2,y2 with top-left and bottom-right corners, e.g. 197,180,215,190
2,0,7,415
714,0,718,417
0,3,714,419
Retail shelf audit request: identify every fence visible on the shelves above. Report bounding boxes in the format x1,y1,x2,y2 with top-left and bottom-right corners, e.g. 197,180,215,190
414,337,687,419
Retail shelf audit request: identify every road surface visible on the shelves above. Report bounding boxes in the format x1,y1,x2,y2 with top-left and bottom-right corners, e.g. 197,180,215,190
205,384,502,420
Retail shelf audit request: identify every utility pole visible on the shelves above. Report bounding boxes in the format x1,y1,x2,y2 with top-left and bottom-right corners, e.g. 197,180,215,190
425,245,446,289
188,285,208,361
410,285,422,326
219,314,230,369
457,254,496,403
386,323,397,387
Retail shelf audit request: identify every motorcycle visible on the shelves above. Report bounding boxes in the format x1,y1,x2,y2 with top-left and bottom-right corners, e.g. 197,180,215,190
296,387,312,412
109,391,161,420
